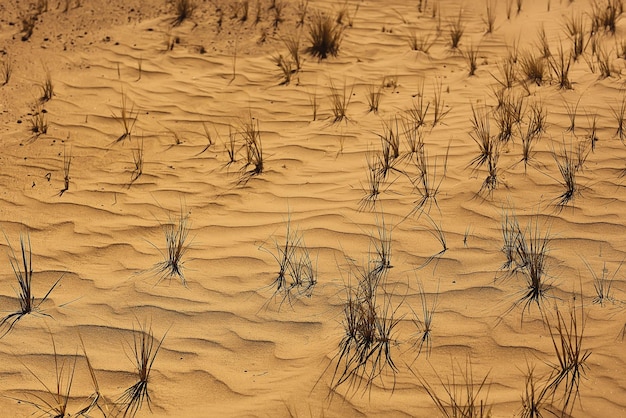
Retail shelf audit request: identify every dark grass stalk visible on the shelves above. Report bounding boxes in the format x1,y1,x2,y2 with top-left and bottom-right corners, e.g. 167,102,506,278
172,0,195,27
425,214,447,258
406,80,430,128
369,213,393,274
506,0,513,20
432,78,450,126
0,233,60,338
590,0,623,34
552,141,579,207
113,90,138,143
197,122,215,155
224,125,237,166
366,83,382,113
77,335,110,417
283,35,304,73
375,134,402,180
468,104,493,170
400,115,425,157
491,59,516,90
118,321,167,418
563,95,581,133
239,115,263,182
585,113,599,152
564,12,587,60
296,0,309,27
409,143,448,216
484,0,496,34
377,117,400,159
518,121,539,173
415,358,492,418
494,91,524,143
263,215,318,305
584,259,622,306
519,51,545,86
359,152,387,212
479,142,501,195
29,102,48,138
516,0,523,15
407,31,435,54
596,43,613,78
410,280,439,359
272,0,285,28
463,43,480,76
329,78,354,123
536,25,551,59
500,206,522,272
548,43,573,90
331,271,401,395
511,216,552,320
546,303,591,415
272,53,294,86
448,8,465,49
519,363,552,418
20,334,76,417
152,208,190,285
130,136,144,185
58,146,72,196
610,93,626,141
306,12,343,59
308,88,318,121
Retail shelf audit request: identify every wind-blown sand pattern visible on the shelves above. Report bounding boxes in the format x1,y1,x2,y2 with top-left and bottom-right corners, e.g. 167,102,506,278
1,0,626,416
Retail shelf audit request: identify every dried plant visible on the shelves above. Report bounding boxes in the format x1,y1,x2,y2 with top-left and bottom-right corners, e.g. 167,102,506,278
610,92,626,141
415,358,492,418
0,233,61,338
1,58,12,85
432,78,450,125
448,8,465,49
306,12,344,59
58,146,71,196
117,321,167,418
328,78,354,123
407,31,436,54
548,43,573,90
484,0,496,34
151,207,191,285
410,279,439,359
463,43,480,76
366,83,382,113
546,303,591,415
172,0,195,26
112,90,138,142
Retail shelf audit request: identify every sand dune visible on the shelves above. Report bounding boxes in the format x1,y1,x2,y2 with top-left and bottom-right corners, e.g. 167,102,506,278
2,0,626,416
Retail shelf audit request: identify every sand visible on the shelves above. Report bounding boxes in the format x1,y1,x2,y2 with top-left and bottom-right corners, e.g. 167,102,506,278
1,0,626,416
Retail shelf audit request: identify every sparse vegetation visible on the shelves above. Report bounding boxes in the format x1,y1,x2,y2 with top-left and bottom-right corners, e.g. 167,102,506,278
0,233,61,338
151,207,191,285
328,78,354,123
172,0,195,26
117,321,167,418
306,12,344,59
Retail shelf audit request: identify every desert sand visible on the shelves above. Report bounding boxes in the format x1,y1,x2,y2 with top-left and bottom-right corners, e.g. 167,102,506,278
1,0,626,416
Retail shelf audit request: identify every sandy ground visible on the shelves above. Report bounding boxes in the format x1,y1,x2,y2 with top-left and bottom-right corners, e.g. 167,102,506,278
1,0,626,416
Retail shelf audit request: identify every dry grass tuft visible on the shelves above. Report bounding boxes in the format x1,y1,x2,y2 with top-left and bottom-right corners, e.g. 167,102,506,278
306,12,344,59
117,320,167,418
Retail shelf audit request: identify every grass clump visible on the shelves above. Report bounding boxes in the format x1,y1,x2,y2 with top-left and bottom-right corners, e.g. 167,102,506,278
0,233,61,338
410,280,439,359
328,78,354,123
117,320,167,418
172,0,195,26
151,207,191,285
546,304,591,415
415,358,492,418
261,216,317,309
29,103,48,139
306,12,344,59
58,146,72,196
112,90,138,143
448,9,465,49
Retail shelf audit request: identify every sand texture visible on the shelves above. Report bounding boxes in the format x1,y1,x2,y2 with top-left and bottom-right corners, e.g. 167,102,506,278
1,0,626,416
